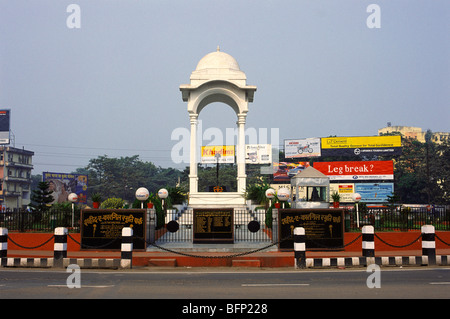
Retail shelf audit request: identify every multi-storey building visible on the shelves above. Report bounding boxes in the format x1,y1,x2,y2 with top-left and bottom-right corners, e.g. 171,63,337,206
378,124,450,144
0,146,34,209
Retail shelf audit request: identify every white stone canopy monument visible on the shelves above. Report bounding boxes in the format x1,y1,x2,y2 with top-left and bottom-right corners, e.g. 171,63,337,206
180,48,257,208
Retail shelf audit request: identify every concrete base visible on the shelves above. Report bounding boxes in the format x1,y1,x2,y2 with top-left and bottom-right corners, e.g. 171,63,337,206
146,242,279,253
188,192,246,208
294,202,330,209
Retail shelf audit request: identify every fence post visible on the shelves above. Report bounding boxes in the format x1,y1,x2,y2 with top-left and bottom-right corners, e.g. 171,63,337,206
294,227,306,269
0,228,7,259
421,225,436,265
53,227,68,267
147,208,156,244
121,227,133,269
362,225,375,257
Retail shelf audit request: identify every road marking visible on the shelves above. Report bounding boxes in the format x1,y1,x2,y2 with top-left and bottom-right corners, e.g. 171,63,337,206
429,282,450,285
47,285,115,288
242,283,310,287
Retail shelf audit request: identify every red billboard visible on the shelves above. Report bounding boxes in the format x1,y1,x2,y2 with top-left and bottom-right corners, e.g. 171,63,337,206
313,161,393,181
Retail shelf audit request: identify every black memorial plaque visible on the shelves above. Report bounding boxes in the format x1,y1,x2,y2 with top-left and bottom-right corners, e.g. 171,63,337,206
278,209,344,250
81,209,146,250
193,208,233,243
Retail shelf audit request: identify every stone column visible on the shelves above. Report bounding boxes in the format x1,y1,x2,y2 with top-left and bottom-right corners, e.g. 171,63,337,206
189,114,199,194
236,113,247,193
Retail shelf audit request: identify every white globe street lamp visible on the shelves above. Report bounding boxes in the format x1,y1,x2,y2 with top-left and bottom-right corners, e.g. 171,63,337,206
135,187,149,208
352,193,362,228
68,193,78,228
277,188,291,209
158,188,169,210
265,188,276,207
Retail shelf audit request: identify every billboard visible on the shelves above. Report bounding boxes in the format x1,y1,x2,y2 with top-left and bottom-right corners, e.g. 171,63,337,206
43,172,88,204
245,144,272,164
320,136,402,157
329,182,394,203
284,138,321,158
201,145,235,164
355,183,394,203
313,160,394,181
329,183,355,202
0,109,10,145
273,162,310,181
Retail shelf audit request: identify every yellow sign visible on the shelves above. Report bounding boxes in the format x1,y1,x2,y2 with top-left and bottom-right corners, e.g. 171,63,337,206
321,136,401,149
201,145,235,163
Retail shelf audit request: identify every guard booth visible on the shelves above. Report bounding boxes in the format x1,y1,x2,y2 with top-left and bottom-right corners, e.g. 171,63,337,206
290,166,330,209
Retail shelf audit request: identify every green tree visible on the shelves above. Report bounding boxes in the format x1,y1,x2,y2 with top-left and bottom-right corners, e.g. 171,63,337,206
85,155,183,202
244,178,271,208
431,139,450,204
29,181,54,212
392,135,450,205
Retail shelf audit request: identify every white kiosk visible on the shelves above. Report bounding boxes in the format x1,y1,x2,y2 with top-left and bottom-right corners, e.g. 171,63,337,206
291,166,330,209
180,48,257,208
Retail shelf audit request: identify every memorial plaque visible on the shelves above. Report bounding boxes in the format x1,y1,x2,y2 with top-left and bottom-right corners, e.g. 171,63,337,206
278,209,344,250
81,209,146,250
193,208,233,243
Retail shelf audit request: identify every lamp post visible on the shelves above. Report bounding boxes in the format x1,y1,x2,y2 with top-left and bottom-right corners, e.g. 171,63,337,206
135,187,149,209
277,188,290,209
352,193,362,228
215,152,221,187
68,193,78,229
265,188,276,208
158,188,169,210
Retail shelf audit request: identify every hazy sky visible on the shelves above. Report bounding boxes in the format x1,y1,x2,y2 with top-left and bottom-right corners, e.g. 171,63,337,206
1,0,448,175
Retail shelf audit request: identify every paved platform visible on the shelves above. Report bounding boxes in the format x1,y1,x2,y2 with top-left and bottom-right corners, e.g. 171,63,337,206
4,244,450,268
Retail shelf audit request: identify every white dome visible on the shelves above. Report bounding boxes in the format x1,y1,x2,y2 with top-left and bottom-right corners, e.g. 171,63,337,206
195,49,240,71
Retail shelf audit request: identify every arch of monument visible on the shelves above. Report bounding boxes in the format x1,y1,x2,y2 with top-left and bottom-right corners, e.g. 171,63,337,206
180,48,257,208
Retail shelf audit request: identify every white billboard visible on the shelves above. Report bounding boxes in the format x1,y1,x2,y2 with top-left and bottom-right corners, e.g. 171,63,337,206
245,144,272,164
284,138,321,158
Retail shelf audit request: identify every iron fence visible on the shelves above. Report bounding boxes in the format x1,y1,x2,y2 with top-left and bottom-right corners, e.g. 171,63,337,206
345,206,450,232
155,208,276,243
0,209,80,232
2,206,448,236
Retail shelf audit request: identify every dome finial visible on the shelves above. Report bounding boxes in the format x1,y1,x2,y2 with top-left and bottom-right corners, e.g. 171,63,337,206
217,45,220,52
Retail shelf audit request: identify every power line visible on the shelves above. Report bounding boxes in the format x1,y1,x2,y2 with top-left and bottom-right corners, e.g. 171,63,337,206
18,142,172,152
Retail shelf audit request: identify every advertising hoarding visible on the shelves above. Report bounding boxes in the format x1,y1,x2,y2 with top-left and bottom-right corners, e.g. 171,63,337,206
355,183,394,203
43,172,88,204
284,138,321,158
201,145,235,164
329,183,355,202
320,135,402,157
313,161,394,181
273,162,310,181
0,109,11,145
245,144,272,164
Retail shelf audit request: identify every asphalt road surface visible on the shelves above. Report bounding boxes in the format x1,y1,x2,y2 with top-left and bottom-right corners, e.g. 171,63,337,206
1,266,450,301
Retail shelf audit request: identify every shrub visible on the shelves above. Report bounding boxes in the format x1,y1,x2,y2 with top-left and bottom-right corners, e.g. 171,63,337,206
100,197,125,209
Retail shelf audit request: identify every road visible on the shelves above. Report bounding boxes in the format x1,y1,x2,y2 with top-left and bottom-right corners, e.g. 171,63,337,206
1,266,449,301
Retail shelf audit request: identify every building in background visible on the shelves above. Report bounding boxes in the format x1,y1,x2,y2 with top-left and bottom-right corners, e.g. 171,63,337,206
378,123,449,144
0,146,34,209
